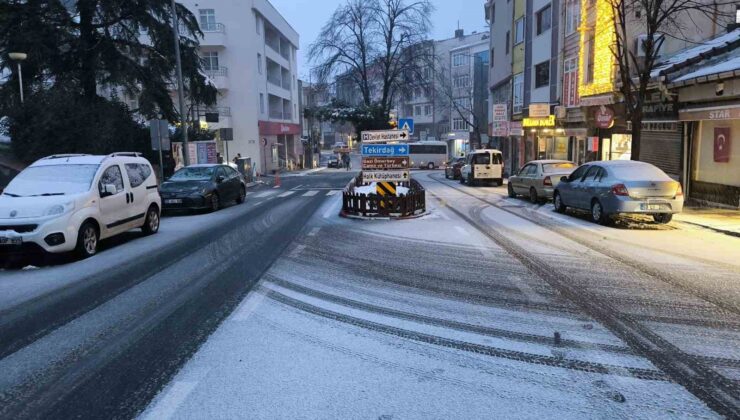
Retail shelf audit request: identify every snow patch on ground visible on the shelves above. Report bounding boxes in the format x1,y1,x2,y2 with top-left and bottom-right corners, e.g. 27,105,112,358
354,182,409,196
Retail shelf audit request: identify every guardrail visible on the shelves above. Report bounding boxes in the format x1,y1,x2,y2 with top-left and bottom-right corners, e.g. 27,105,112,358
342,176,425,218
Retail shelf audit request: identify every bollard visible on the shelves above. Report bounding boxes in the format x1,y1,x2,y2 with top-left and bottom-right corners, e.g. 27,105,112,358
553,331,561,345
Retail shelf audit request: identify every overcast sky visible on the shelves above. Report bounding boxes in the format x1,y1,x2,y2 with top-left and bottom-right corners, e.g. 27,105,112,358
268,0,489,80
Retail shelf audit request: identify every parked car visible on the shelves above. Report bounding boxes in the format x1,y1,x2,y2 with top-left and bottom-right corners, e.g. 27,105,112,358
327,156,341,168
553,161,683,225
160,164,246,212
508,160,576,203
0,153,161,259
444,157,466,180
460,149,504,186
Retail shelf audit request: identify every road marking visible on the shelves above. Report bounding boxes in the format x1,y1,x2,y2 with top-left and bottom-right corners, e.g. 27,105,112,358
307,227,320,237
302,190,319,197
289,244,306,258
323,196,342,219
437,210,451,220
291,184,304,191
254,191,275,198
278,191,295,198
232,289,268,322
454,226,470,237
326,190,341,196
141,381,198,420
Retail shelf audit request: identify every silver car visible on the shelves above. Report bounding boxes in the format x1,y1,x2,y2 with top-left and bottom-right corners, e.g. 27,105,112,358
553,161,684,225
508,160,576,203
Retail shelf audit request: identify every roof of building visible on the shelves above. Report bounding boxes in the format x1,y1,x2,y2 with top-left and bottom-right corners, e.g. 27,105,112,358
672,54,740,83
652,29,740,78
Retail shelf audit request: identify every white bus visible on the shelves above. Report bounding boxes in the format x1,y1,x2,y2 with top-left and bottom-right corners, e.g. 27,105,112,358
409,141,448,169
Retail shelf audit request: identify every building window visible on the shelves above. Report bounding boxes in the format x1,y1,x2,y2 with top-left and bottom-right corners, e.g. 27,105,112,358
514,17,525,45
452,117,467,131
414,105,422,116
535,60,550,88
424,104,432,116
257,53,263,74
563,57,579,107
453,75,470,88
491,4,495,22
536,4,552,35
255,14,261,35
259,93,265,114
199,9,216,31
490,48,495,68
452,52,467,67
565,0,580,34
512,73,524,113
585,28,595,84
201,51,219,71
506,31,510,54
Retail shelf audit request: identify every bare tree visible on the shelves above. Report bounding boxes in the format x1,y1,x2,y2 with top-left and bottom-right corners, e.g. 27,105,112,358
435,54,488,149
607,0,735,160
308,0,434,122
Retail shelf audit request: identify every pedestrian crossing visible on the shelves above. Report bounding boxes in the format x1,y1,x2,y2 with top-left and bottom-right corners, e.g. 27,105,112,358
252,189,343,199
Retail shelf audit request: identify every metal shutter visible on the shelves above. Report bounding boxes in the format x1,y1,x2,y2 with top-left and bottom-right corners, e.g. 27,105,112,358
640,128,682,179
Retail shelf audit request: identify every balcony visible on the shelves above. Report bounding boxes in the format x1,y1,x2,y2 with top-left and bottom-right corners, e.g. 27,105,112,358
269,110,292,120
200,22,226,47
204,67,229,90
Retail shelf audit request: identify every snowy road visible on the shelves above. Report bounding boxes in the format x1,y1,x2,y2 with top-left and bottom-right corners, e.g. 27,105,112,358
140,171,739,419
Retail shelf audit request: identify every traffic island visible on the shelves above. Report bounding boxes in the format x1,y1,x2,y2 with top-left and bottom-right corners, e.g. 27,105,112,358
341,175,426,219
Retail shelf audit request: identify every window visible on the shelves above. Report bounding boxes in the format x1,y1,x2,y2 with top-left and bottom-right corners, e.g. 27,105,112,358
582,165,601,182
424,104,432,116
452,52,467,67
563,56,579,107
453,75,470,88
99,165,124,195
257,53,263,74
452,118,467,131
409,144,447,154
259,93,265,114
565,0,581,34
568,164,590,182
512,73,524,113
490,48,495,68
414,87,423,98
585,28,595,83
473,153,490,164
535,60,550,88
536,4,552,35
491,4,496,22
514,17,525,45
199,9,216,31
201,51,219,71
454,97,470,110
414,105,422,116
255,14,261,34
506,31,510,54
124,164,152,188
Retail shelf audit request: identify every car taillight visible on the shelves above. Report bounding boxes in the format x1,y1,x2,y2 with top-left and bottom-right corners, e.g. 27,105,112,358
543,176,552,186
611,183,629,196
675,182,683,197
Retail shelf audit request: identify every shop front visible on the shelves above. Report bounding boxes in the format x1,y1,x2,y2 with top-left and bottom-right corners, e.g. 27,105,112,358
258,121,301,173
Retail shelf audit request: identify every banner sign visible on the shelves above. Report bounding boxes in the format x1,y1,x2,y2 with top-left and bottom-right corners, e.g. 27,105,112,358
492,104,508,122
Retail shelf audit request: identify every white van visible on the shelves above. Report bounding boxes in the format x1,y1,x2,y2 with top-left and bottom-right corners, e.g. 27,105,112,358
0,153,161,259
460,149,504,186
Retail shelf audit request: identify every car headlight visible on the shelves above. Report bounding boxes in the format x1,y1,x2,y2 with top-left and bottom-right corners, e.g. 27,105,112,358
46,202,74,217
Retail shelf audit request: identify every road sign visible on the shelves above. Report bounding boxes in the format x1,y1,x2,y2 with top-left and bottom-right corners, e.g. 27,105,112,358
362,157,410,170
219,128,233,141
361,144,409,157
149,119,170,151
362,170,410,182
360,129,409,143
398,118,414,135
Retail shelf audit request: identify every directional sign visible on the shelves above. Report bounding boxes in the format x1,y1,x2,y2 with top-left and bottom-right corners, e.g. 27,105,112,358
361,129,410,143
362,157,410,170
398,118,414,135
362,170,410,183
361,144,409,157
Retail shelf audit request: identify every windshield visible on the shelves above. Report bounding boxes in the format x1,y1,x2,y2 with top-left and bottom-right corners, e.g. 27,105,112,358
170,167,216,181
543,162,576,173
611,164,671,181
3,164,99,197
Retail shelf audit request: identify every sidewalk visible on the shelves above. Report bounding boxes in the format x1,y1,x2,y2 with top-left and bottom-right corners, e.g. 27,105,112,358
674,207,740,237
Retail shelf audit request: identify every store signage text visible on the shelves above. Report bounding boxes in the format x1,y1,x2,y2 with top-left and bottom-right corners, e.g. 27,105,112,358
522,115,555,127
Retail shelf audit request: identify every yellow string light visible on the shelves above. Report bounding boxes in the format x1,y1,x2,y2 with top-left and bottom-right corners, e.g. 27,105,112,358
578,0,616,97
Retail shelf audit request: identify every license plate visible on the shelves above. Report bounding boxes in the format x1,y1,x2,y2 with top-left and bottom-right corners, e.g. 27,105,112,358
640,203,663,211
165,199,183,204
0,236,22,245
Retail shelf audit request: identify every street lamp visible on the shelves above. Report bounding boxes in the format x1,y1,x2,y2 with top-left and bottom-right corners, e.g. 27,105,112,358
9,52,27,103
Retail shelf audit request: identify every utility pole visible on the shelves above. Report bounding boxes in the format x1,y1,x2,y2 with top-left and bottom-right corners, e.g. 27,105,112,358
171,0,189,166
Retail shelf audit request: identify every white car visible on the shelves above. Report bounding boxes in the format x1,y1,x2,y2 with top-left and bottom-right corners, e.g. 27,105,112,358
0,153,161,259
460,149,505,186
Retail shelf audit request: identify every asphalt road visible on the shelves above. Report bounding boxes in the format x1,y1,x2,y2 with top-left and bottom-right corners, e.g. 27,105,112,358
0,168,355,419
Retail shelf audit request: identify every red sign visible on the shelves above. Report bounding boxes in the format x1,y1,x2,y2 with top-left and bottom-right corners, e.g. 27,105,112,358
594,106,615,129
587,136,599,152
258,121,301,135
714,127,731,163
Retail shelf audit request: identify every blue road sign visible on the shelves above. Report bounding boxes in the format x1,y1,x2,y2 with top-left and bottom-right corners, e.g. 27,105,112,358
399,118,414,134
361,144,409,157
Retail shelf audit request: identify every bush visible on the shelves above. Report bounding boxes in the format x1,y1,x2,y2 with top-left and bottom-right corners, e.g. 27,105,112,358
4,88,153,163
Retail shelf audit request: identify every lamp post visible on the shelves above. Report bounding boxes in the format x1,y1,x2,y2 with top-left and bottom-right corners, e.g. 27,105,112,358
8,52,27,103
170,0,189,166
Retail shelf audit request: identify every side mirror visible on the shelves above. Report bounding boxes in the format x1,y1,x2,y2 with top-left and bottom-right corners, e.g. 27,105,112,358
560,176,569,183
100,183,117,197
216,175,225,183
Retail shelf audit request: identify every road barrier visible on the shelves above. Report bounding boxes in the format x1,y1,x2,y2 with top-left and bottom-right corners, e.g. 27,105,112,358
342,176,425,218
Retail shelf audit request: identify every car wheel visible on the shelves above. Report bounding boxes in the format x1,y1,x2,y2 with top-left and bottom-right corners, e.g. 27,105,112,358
142,205,160,235
76,222,99,259
427,162,435,170
554,192,566,213
507,182,516,198
210,193,220,212
529,187,539,204
236,186,246,204
590,199,610,225
468,174,475,186
653,213,673,224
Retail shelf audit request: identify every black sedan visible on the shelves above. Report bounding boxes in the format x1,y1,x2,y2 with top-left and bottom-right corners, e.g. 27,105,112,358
444,157,466,180
160,164,246,212
327,156,342,168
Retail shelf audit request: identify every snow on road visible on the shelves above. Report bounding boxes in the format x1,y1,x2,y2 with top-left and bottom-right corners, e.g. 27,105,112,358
141,182,729,419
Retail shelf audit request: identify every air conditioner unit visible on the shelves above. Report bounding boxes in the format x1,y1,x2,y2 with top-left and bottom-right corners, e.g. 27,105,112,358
635,34,664,58
555,106,566,119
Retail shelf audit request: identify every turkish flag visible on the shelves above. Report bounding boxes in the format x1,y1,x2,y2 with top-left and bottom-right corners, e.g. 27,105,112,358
714,127,731,163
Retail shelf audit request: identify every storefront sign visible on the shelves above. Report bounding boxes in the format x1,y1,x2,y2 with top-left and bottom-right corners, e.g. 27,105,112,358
492,104,508,122
679,105,740,121
258,121,301,135
529,103,550,118
594,106,615,129
522,115,555,128
492,121,509,137
579,95,615,107
587,136,599,152
509,121,524,136
714,127,731,163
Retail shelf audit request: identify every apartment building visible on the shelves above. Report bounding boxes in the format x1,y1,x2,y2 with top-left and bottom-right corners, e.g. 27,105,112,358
177,0,300,174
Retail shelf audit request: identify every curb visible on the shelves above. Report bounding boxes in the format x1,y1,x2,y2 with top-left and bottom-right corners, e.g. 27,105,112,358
674,220,740,238
339,210,427,221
